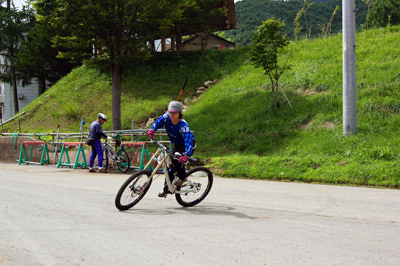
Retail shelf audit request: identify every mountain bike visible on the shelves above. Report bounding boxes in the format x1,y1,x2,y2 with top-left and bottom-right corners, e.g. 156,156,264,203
115,138,213,210
102,134,130,173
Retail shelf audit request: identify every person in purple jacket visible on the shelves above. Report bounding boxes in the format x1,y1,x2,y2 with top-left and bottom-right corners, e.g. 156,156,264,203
147,101,195,198
88,113,108,173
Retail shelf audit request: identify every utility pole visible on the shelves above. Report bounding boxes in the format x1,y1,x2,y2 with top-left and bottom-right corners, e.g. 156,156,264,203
343,0,357,136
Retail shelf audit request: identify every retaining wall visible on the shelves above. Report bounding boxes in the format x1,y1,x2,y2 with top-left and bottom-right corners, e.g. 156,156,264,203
0,136,90,165
0,136,153,168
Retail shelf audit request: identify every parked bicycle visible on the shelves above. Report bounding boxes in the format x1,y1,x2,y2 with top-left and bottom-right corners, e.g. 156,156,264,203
102,134,130,173
115,138,213,210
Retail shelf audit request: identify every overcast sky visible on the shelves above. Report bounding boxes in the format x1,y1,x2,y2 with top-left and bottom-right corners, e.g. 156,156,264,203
2,0,25,10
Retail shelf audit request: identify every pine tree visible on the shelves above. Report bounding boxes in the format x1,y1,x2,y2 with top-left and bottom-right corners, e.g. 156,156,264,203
366,0,400,27
33,0,186,130
15,15,78,95
0,5,35,114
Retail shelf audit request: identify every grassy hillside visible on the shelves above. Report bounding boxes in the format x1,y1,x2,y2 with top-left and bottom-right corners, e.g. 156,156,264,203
196,25,400,187
4,26,400,188
7,49,248,132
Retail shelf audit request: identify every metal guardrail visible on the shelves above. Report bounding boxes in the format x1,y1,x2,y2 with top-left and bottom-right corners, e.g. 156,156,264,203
0,116,184,168
0,115,178,148
0,111,26,126
2,129,172,166
1,129,167,137
0,129,169,144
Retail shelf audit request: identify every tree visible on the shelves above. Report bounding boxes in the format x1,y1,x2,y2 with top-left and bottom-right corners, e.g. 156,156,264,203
294,0,314,40
366,0,400,27
224,0,369,45
33,0,185,130
14,10,79,95
250,18,291,108
168,0,226,57
318,5,340,37
0,4,35,114
362,0,376,29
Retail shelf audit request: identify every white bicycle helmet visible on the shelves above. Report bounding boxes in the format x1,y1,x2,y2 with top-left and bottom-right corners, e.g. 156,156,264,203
98,113,107,122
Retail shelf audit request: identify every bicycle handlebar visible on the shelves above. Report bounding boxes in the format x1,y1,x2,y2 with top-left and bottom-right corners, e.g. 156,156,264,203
150,138,171,155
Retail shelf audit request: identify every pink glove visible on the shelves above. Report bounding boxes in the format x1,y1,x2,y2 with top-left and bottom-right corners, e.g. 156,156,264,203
147,129,155,139
179,155,189,164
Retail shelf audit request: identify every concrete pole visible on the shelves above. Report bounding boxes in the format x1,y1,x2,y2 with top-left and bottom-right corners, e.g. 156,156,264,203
343,0,357,135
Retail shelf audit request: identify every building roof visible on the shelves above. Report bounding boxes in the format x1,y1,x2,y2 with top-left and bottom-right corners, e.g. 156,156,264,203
182,32,236,48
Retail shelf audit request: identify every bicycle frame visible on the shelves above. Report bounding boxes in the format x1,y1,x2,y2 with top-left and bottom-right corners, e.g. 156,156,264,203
103,141,116,159
99,136,130,173
115,137,213,210
142,139,197,195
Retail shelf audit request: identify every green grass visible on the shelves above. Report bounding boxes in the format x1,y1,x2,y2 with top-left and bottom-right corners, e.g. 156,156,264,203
4,26,400,188
8,49,248,132
189,25,400,188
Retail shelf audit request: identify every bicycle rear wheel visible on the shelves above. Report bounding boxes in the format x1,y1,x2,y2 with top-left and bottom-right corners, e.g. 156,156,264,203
117,150,130,173
115,170,152,210
175,166,213,207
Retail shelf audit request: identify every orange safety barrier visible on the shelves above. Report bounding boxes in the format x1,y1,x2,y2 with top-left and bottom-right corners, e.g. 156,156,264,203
121,142,147,149
22,141,47,147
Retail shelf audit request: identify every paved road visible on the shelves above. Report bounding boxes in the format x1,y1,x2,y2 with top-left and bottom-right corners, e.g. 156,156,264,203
0,163,399,266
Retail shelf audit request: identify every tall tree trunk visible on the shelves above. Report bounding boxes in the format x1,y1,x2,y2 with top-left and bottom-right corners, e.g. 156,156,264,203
38,77,46,95
11,65,19,115
273,82,280,108
111,63,123,130
171,37,175,52
200,34,205,56
176,33,182,59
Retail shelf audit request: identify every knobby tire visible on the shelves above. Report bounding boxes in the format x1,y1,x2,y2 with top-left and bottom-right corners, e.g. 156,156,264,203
117,150,130,173
175,166,213,207
115,170,153,210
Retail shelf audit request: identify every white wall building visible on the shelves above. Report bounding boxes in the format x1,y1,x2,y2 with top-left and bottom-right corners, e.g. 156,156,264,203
0,57,39,123
0,79,39,122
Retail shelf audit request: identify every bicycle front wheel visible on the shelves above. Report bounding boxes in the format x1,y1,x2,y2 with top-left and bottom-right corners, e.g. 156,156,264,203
115,170,153,210
175,166,213,207
117,150,130,173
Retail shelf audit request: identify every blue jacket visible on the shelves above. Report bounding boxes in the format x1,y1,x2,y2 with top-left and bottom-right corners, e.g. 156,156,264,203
88,121,107,140
151,113,195,156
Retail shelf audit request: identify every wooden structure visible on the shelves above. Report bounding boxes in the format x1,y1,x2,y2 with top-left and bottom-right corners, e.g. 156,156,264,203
159,0,236,52
181,32,235,51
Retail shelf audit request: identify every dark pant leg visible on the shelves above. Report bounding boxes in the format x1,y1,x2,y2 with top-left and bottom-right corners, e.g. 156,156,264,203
89,139,103,168
162,144,185,192
171,144,187,180
89,142,99,168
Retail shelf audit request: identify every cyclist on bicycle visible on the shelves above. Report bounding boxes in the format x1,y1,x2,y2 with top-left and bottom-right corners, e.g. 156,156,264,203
147,101,195,198
88,113,108,173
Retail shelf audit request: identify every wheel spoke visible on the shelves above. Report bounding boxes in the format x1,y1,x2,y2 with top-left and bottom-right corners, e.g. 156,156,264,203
175,167,213,207
115,170,152,210
117,150,130,173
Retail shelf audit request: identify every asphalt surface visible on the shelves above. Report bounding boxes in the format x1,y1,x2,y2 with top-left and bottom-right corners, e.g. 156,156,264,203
0,163,399,265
